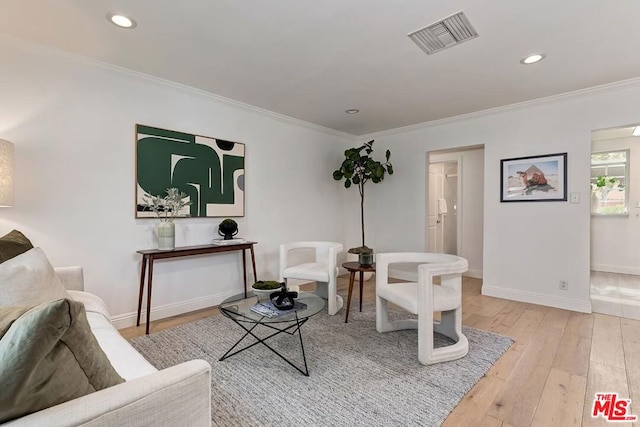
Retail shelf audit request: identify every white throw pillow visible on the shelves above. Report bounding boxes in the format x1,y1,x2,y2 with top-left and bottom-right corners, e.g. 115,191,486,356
0,247,70,307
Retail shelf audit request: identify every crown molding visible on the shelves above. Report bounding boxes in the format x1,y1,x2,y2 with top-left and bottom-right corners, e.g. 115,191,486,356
5,33,639,143
363,75,640,140
0,34,357,142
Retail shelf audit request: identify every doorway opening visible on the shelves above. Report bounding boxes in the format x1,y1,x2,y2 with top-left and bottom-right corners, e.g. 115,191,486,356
427,145,484,279
590,124,640,320
428,160,459,254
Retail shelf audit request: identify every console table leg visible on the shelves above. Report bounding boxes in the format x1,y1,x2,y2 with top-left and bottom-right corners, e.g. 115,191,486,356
145,258,154,335
250,244,257,282
242,249,248,297
136,256,148,327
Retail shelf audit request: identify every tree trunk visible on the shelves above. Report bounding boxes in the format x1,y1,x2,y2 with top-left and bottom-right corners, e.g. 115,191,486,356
360,182,365,248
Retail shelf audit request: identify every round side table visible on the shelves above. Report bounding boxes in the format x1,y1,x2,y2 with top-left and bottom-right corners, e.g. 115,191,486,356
342,261,376,323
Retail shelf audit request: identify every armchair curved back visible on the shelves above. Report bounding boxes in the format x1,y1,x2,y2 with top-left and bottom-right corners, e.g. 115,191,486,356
279,241,343,278
278,241,344,315
376,252,468,290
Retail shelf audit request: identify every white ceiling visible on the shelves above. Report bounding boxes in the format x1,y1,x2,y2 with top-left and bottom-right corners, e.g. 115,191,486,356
2,1,640,136
592,126,640,142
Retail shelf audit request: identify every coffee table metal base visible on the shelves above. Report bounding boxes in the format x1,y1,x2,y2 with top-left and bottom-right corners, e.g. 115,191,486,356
219,313,311,376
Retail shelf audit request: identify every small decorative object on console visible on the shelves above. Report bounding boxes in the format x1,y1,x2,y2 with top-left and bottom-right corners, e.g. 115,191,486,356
211,238,246,246
218,218,238,240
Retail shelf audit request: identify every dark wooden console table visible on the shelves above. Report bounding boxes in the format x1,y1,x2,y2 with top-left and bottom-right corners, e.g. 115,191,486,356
136,241,257,334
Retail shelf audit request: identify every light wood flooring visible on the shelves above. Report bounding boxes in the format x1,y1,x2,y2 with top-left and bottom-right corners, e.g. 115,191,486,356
120,275,640,427
591,271,640,320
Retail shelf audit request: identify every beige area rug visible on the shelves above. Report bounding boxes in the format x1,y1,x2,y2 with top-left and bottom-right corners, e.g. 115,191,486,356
130,302,513,427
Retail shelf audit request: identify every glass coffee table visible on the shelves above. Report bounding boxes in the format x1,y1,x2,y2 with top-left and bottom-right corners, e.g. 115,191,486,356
218,291,325,376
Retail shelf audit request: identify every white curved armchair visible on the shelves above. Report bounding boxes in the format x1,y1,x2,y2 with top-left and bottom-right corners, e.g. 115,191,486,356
376,252,469,365
279,242,344,315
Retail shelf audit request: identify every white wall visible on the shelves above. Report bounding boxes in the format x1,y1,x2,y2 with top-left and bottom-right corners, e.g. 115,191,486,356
0,38,354,327
591,136,640,274
360,80,640,313
430,147,484,278
6,38,640,320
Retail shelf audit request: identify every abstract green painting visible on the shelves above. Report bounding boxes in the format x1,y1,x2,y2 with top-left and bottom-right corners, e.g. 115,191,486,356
136,124,245,218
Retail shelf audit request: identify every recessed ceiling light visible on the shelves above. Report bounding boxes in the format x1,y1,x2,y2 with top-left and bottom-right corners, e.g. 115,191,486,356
107,12,137,29
345,109,360,114
520,53,545,65
633,126,640,136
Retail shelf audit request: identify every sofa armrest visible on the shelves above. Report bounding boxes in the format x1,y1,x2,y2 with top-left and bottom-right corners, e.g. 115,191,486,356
5,360,211,427
54,266,84,291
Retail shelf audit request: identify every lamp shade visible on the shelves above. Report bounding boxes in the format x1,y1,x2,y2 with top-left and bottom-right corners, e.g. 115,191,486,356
0,139,14,207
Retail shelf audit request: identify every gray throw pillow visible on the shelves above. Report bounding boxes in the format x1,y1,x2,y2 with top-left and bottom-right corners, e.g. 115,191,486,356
0,299,125,423
0,247,70,307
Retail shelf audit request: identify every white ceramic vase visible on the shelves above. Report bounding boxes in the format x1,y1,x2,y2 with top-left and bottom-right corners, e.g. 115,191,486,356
157,222,175,250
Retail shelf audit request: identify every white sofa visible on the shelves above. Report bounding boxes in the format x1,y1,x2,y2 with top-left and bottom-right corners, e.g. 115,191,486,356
3,267,212,427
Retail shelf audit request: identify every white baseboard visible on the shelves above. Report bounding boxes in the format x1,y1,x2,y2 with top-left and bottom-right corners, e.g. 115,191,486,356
112,279,326,329
111,290,237,330
591,264,640,276
482,285,592,313
465,268,483,279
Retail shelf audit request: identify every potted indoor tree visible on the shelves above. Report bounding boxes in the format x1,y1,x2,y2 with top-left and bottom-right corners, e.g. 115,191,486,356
332,140,393,265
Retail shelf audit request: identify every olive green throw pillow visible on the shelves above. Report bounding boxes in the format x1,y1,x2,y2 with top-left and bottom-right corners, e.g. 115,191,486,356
0,299,125,423
0,229,33,264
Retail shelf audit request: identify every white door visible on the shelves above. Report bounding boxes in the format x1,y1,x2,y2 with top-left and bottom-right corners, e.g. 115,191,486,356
428,164,444,253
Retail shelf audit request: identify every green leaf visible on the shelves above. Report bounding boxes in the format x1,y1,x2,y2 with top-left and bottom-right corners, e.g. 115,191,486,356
345,161,354,173
334,139,393,194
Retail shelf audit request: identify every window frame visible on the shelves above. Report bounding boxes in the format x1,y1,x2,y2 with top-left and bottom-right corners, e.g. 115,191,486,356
590,149,630,216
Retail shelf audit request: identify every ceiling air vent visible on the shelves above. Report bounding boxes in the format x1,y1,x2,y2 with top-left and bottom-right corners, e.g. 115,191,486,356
408,11,478,55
